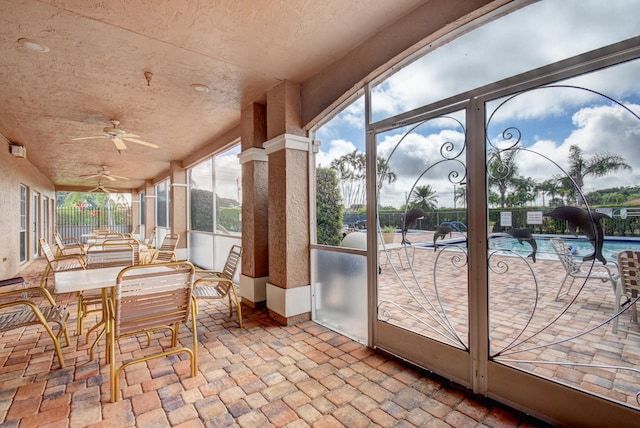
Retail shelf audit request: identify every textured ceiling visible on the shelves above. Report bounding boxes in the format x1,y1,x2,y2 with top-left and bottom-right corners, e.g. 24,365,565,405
0,0,426,191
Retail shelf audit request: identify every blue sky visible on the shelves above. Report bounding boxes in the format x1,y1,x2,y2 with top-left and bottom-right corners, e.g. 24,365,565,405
315,0,640,209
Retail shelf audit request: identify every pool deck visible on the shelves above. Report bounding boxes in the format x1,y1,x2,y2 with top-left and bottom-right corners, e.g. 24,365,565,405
378,231,640,409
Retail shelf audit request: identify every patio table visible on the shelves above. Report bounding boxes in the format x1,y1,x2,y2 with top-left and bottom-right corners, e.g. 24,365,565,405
53,264,170,359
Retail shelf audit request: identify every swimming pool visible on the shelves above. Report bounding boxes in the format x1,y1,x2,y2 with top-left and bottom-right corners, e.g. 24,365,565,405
416,234,640,263
489,234,640,263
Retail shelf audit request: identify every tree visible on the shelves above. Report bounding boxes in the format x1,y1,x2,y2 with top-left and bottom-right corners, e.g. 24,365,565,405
454,185,467,208
536,178,561,208
331,150,366,211
331,151,398,211
316,167,344,246
567,144,631,206
487,148,520,208
411,185,438,211
377,156,397,189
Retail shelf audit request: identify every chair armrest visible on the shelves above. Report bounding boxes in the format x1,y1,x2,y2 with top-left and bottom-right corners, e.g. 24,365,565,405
62,237,82,245
0,286,58,306
581,261,618,280
194,269,223,277
0,277,25,288
54,254,87,267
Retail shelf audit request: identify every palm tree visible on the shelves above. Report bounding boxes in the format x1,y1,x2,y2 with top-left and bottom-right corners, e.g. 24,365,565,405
411,185,438,211
331,150,366,210
487,147,520,208
377,156,397,189
567,144,631,206
536,178,560,208
454,185,467,208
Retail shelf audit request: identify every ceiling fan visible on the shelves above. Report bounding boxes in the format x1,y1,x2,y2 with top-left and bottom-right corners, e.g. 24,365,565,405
71,120,159,151
88,181,116,193
80,165,129,182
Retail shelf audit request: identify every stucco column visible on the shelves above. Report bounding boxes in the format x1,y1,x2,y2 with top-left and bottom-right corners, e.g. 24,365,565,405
169,160,187,259
239,102,269,308
265,81,311,325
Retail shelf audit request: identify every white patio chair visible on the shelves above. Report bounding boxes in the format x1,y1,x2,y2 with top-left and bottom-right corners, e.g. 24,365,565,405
550,238,618,301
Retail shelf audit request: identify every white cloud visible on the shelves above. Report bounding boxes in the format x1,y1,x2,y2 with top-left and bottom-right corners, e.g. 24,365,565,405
316,0,640,209
315,138,357,169
373,0,640,121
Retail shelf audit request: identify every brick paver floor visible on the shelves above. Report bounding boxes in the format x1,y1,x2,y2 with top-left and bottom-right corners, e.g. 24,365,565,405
0,259,552,427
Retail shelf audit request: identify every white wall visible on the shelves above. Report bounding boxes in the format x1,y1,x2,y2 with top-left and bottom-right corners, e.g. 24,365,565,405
0,142,56,278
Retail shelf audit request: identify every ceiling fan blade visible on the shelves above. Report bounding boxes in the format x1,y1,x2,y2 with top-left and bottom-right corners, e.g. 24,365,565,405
124,137,159,149
79,174,99,179
109,174,130,180
102,175,117,181
71,136,107,141
120,133,140,138
112,137,127,150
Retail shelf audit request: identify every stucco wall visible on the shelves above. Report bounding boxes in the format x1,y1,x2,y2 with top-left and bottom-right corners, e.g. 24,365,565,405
0,143,56,278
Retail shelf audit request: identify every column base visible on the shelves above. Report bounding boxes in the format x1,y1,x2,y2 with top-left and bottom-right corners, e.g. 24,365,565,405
268,310,311,326
266,282,311,325
239,274,268,308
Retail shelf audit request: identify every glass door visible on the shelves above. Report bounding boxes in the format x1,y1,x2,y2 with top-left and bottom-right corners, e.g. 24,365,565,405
373,107,471,386
32,190,40,258
367,1,640,423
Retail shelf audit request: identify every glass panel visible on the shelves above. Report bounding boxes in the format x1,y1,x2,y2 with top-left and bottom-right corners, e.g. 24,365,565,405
376,111,468,350
370,0,640,123
486,59,640,408
315,96,366,245
20,185,26,262
214,146,242,234
32,192,39,257
140,193,146,226
188,231,241,278
188,231,213,268
156,180,168,227
312,248,367,344
190,158,214,232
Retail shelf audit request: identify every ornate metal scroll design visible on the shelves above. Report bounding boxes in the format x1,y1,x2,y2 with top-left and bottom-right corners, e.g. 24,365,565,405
485,84,640,405
378,245,469,349
377,114,469,350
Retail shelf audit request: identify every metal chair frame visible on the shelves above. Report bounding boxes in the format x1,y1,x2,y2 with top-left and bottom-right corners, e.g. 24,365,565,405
106,261,198,401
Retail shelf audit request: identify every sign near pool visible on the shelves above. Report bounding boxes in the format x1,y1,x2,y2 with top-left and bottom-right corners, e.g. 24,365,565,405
500,211,512,227
527,211,543,224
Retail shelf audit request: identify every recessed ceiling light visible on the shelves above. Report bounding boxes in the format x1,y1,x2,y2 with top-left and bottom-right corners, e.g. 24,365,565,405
190,83,210,93
18,38,49,53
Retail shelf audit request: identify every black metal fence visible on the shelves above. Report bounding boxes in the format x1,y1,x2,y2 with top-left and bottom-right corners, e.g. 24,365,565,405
349,207,640,237
57,206,133,243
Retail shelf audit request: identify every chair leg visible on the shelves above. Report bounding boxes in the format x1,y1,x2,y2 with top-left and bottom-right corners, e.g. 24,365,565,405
40,265,51,288
230,288,243,329
77,293,84,334
191,301,198,377
612,278,622,333
555,274,574,301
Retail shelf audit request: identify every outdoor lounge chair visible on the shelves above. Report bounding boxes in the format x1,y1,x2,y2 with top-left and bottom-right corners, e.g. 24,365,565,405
106,262,198,402
613,250,640,335
550,238,618,301
78,242,136,339
0,276,70,368
54,231,85,256
39,238,86,288
149,233,180,263
193,245,243,328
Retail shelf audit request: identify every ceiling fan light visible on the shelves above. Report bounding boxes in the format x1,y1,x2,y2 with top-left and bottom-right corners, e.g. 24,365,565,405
191,83,209,93
18,38,49,52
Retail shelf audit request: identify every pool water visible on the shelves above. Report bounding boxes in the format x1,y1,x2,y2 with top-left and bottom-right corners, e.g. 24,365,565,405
489,235,640,263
